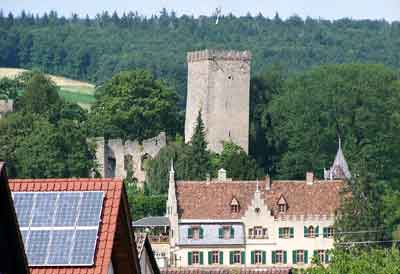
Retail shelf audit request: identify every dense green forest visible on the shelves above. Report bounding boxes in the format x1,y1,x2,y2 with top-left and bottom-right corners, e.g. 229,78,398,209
1,10,400,104
1,11,400,241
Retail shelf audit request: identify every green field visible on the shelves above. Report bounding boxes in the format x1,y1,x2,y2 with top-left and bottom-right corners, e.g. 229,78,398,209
58,88,96,108
0,67,96,108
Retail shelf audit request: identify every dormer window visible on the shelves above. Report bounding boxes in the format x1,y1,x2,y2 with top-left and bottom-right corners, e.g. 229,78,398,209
277,195,288,213
230,197,240,213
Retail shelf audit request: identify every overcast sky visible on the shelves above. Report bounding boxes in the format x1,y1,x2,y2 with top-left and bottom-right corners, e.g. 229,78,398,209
2,0,399,21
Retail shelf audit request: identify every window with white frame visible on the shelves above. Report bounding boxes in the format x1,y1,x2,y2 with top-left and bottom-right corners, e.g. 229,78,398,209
212,251,219,264
233,251,241,264
254,251,262,264
192,251,200,264
308,226,315,237
317,250,326,263
282,227,290,238
327,227,334,238
276,250,283,264
296,250,304,263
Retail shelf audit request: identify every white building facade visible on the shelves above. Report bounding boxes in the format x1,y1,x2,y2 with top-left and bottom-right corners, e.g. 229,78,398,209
166,165,345,269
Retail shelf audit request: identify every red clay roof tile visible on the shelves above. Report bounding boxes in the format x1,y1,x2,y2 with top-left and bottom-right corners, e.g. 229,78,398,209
9,178,138,274
176,179,345,219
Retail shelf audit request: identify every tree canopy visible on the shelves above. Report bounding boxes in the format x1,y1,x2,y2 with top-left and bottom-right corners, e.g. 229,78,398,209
88,70,180,141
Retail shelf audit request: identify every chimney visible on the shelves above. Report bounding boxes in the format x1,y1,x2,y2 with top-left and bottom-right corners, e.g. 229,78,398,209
306,172,314,185
218,168,227,181
265,175,271,190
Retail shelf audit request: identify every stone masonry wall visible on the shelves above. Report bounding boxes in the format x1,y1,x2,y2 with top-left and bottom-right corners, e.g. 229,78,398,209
94,132,166,187
185,49,251,153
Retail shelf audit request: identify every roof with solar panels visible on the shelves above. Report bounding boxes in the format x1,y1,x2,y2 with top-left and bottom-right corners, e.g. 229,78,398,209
9,177,141,274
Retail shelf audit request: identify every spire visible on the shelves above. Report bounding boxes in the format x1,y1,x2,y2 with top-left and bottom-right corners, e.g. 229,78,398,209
170,158,175,173
325,136,351,180
169,158,175,183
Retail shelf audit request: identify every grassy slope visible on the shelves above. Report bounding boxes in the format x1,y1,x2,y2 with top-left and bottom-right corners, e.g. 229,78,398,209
0,68,96,108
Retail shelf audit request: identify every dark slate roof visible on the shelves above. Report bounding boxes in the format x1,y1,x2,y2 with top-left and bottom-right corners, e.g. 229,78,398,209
132,216,170,227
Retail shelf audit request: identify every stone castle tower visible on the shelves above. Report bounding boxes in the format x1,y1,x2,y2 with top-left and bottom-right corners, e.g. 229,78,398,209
184,49,251,153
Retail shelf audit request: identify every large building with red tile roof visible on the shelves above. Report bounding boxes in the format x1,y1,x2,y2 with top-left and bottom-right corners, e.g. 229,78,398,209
165,146,348,270
8,177,141,274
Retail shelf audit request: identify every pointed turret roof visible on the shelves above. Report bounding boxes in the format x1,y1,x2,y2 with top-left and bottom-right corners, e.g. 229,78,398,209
325,137,351,180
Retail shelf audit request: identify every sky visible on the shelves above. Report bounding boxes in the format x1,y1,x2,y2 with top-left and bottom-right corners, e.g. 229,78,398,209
1,0,399,22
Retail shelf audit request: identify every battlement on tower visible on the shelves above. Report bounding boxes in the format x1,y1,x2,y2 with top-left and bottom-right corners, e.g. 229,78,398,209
187,49,252,63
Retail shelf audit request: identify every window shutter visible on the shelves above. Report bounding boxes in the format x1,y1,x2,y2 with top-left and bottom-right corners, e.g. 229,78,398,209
262,251,266,264
200,252,204,265
313,250,317,261
283,251,287,264
188,252,193,265
250,251,254,264
230,226,235,239
316,226,319,237
272,251,276,264
188,228,193,239
208,251,212,264
229,251,233,264
323,227,328,238
304,250,308,264
200,227,204,239
241,251,245,264
326,250,331,263
278,227,283,238
304,226,308,237
292,250,297,264
220,251,224,264
290,227,294,238
219,228,223,239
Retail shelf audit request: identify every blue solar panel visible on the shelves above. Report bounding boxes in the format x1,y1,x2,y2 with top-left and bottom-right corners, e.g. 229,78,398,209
70,229,98,265
27,230,50,265
12,191,104,266
13,193,34,227
54,193,80,227
31,193,57,227
77,192,103,226
47,230,75,265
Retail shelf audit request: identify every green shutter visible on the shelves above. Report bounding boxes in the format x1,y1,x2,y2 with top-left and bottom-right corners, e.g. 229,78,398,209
316,226,320,237
326,250,331,263
188,252,193,265
220,251,224,264
229,251,233,264
292,250,297,264
304,226,308,237
230,226,235,239
251,251,255,264
200,227,204,239
313,250,317,262
290,227,294,238
272,251,276,264
304,250,308,264
323,227,328,238
278,227,283,238
219,228,224,239
262,251,266,264
188,228,193,239
208,251,212,264
200,252,204,265
241,251,246,264
283,251,287,264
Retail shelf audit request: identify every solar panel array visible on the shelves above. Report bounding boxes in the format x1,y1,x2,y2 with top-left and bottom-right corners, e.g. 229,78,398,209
12,191,104,266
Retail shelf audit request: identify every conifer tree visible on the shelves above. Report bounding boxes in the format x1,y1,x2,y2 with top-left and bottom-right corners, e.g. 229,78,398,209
187,110,211,180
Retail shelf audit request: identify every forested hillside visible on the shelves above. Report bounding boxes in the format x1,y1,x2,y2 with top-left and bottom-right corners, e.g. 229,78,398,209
1,10,400,103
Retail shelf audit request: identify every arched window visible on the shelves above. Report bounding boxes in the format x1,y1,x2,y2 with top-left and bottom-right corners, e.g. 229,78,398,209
230,197,240,213
308,226,315,237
